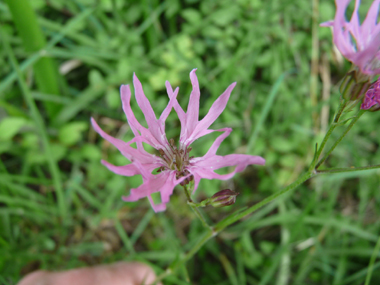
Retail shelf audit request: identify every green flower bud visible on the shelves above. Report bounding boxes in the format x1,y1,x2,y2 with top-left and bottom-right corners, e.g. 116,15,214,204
339,69,371,101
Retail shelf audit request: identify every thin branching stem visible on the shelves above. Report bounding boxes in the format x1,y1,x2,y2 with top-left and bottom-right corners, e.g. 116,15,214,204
155,99,369,284
183,185,212,230
312,99,347,169
316,164,380,174
315,109,365,169
155,171,315,284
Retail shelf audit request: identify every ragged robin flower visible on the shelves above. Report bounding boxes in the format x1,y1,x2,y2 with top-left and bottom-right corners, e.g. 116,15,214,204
321,0,380,76
91,69,265,212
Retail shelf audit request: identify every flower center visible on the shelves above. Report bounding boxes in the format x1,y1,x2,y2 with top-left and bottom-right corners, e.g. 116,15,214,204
158,138,194,184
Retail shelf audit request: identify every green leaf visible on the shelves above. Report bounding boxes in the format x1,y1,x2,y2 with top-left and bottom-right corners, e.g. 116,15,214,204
0,117,28,141
80,144,102,161
105,88,121,109
58,122,88,146
181,9,202,24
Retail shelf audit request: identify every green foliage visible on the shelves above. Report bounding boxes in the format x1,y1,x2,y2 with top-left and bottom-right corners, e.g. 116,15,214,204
1,0,380,284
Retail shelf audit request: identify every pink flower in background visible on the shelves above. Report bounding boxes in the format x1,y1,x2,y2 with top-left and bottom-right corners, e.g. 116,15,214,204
91,69,265,212
321,0,380,75
361,79,380,110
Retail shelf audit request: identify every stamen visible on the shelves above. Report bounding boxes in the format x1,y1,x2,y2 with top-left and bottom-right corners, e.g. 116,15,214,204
160,138,193,173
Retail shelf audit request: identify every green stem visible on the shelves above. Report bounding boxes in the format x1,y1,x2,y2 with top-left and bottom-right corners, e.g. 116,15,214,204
154,230,214,284
154,171,315,284
316,164,380,174
315,109,365,169
215,171,314,231
190,205,212,230
5,0,62,118
312,100,347,168
1,28,67,221
154,94,367,284
183,185,212,230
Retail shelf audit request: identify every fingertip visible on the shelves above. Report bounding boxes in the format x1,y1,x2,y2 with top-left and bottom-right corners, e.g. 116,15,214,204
17,270,49,285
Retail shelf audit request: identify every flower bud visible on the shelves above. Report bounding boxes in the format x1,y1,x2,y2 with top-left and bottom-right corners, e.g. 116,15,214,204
209,189,239,208
339,69,371,101
361,79,380,112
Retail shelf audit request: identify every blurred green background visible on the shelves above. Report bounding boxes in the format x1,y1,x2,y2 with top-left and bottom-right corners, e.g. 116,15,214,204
1,0,380,284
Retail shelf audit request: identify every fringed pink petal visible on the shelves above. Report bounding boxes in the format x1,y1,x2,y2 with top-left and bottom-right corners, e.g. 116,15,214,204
361,0,380,39
183,83,236,146
167,82,187,137
185,69,201,137
120,84,158,149
324,0,380,75
91,118,158,164
161,85,179,122
122,171,185,212
101,160,141,176
148,195,167,212
189,154,265,181
133,73,157,125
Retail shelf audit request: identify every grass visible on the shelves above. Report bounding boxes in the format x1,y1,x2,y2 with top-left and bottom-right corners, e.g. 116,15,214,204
1,0,380,284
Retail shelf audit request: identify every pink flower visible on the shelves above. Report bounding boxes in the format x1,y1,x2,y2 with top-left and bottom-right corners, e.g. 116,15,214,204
361,79,380,110
91,69,265,212
321,0,380,75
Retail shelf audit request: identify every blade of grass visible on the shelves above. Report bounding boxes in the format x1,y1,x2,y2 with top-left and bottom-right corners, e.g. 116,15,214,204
31,91,73,104
247,69,295,153
71,183,103,209
364,234,380,285
333,234,348,285
258,245,287,285
114,218,135,254
130,210,155,246
137,251,177,261
1,28,67,221
0,195,57,218
37,17,98,48
219,254,239,285
5,0,61,118
0,180,48,202
0,8,94,96
0,207,54,223
54,82,107,124
234,243,246,285
0,174,51,185
304,217,378,242
277,201,290,285
47,47,113,74
342,261,380,285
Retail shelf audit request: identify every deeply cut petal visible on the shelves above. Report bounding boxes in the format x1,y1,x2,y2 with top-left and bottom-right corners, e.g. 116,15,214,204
91,118,160,164
184,82,236,146
120,75,178,154
190,153,265,180
101,160,160,177
172,69,237,147
188,128,265,192
122,171,186,212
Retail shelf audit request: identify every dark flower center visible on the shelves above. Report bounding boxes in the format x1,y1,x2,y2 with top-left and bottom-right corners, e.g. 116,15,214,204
158,138,194,184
